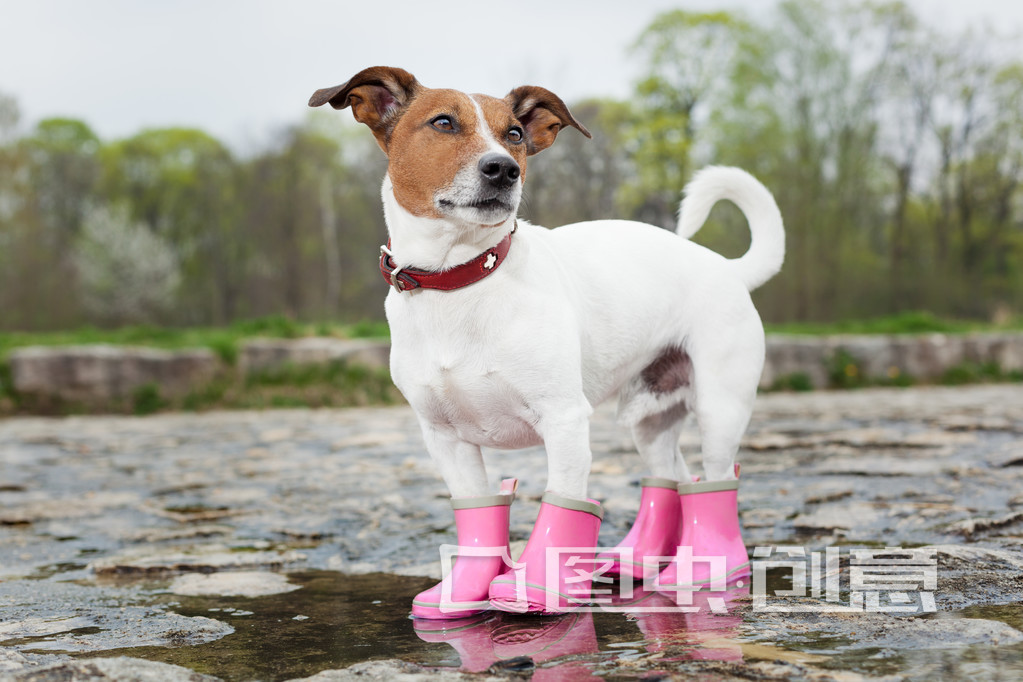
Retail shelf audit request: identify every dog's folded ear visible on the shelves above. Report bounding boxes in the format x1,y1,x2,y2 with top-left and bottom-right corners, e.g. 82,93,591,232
504,86,592,155
309,66,420,150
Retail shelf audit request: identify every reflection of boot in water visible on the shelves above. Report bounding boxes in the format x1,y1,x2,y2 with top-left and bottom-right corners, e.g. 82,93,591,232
413,614,497,673
490,611,600,681
675,583,746,661
617,583,747,662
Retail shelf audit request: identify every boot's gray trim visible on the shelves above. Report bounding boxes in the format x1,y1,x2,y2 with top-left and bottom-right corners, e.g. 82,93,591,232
541,492,604,520
450,492,515,510
640,476,680,490
678,478,739,495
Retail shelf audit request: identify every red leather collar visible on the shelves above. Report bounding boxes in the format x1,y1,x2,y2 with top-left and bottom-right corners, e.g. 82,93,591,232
379,228,514,293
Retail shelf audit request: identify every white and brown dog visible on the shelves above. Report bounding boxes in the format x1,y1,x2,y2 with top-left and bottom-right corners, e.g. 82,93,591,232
311,66,784,616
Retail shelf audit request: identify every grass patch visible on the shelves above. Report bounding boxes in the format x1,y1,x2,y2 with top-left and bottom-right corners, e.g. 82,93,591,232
766,311,1020,336
0,358,17,412
132,383,168,416
941,361,1012,386
770,372,815,392
0,316,390,366
234,360,402,409
171,360,404,414
1,360,404,417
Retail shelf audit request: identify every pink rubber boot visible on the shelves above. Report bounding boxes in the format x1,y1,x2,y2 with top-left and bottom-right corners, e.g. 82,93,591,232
655,466,750,591
488,492,603,614
412,479,517,619
600,477,682,581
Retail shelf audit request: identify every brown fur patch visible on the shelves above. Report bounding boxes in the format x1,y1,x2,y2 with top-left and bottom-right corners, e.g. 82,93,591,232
641,347,692,395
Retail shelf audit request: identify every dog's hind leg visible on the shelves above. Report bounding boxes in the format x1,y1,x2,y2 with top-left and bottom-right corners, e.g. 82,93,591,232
605,355,696,581
631,403,691,483
690,344,761,482
597,403,690,580
617,345,697,482
654,340,760,589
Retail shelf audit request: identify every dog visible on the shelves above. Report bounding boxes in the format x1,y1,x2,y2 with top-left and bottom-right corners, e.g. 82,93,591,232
310,66,784,616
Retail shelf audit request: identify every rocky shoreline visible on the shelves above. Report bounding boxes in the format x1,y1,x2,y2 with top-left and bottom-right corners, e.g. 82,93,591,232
1,384,1022,680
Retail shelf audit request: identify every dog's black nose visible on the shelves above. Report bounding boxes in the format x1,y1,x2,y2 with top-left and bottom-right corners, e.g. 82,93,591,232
478,153,520,189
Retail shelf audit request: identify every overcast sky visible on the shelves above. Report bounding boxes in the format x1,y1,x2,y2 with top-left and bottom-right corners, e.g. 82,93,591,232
1,0,1021,152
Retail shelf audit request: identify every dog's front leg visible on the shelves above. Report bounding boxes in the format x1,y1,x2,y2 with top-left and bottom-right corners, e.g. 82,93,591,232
489,401,604,614
419,424,489,498
536,406,594,500
412,422,518,619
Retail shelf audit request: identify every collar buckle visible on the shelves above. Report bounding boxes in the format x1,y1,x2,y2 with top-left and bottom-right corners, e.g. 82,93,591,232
380,244,417,294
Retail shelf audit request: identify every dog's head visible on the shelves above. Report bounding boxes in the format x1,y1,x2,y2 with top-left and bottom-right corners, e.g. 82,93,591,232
309,66,590,228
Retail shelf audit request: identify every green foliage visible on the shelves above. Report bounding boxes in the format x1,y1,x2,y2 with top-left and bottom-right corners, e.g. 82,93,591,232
230,315,304,339
0,320,372,366
2,0,1023,334
132,383,167,416
621,10,754,228
0,358,16,410
346,320,390,339
770,372,815,392
233,360,401,410
766,312,1004,336
828,349,867,389
941,362,1008,386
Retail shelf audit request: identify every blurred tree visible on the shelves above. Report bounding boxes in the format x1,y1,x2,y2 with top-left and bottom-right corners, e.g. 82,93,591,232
24,118,101,250
873,5,940,312
73,204,180,324
625,10,753,229
0,94,41,329
521,99,632,227
2,1,1021,331
242,114,387,322
706,0,906,321
100,128,242,324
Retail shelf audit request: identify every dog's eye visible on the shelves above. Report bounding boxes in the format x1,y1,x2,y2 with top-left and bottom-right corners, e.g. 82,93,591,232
507,127,524,143
431,116,455,132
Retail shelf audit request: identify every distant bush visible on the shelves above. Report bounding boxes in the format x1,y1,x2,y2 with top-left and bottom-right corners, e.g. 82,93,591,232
73,205,181,325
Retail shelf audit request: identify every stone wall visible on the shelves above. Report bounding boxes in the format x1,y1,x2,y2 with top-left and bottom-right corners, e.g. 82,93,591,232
9,345,220,406
4,339,391,409
4,333,1021,407
239,338,389,375
761,332,1023,389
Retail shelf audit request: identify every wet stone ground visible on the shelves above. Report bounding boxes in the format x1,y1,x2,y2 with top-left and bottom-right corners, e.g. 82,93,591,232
1,384,1022,681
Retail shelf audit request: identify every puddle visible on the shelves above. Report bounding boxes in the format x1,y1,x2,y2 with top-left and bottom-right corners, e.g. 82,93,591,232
74,571,755,680
54,571,1022,680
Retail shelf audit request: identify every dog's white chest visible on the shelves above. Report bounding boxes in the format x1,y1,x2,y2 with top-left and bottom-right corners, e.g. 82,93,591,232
387,302,545,450
405,359,543,449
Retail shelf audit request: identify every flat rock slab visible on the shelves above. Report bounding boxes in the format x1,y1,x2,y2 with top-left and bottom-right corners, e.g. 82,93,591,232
0,580,233,655
1,384,1022,680
169,571,302,597
4,657,222,681
89,546,307,576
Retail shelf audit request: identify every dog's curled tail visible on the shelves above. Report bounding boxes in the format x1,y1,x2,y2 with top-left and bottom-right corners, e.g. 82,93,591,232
676,166,785,291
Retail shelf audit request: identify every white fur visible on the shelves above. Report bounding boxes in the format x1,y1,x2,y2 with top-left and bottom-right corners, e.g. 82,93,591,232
382,126,784,502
